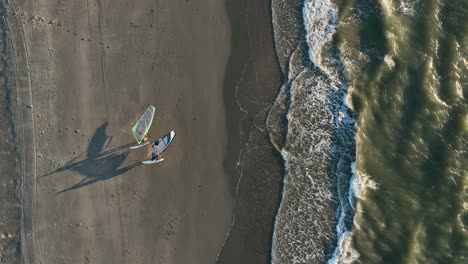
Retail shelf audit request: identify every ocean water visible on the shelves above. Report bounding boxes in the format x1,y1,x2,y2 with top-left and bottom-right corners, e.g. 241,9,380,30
269,0,467,263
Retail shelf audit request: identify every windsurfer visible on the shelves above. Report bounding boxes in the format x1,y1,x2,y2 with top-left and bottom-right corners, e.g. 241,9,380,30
151,140,163,161
143,134,151,143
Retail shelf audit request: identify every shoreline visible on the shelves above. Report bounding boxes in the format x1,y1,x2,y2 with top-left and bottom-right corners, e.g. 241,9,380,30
1,0,285,263
217,0,284,263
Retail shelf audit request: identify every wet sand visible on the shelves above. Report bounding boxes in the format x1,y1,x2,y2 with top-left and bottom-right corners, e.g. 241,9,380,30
217,0,284,263
1,0,282,263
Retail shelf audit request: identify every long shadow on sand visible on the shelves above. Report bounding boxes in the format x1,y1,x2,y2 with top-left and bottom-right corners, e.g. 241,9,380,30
43,122,142,194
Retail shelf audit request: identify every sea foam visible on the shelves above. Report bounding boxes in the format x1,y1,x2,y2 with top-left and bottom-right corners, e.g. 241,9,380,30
269,0,359,263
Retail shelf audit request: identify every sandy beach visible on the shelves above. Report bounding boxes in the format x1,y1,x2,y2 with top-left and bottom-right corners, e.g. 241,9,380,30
4,0,464,263
0,0,282,263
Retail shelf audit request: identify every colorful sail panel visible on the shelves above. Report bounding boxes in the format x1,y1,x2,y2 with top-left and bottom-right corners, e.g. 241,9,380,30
151,130,176,159
132,105,156,144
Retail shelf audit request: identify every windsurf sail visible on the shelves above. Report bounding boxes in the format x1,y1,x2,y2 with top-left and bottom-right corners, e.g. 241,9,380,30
151,130,176,159
132,105,156,144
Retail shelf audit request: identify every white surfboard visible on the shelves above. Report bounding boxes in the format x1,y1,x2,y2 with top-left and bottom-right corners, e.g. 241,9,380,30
142,158,164,164
129,141,150,150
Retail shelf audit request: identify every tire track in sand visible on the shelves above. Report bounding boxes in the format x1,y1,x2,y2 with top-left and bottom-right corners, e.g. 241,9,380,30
95,0,127,262
5,1,43,263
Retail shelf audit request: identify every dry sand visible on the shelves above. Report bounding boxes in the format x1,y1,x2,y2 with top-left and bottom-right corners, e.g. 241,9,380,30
0,0,282,263
7,0,232,263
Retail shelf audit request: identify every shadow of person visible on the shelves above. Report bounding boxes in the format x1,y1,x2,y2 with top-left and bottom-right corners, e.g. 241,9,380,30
44,121,143,194
55,161,141,194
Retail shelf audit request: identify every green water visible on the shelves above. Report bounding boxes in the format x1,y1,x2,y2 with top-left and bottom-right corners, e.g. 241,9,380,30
337,0,468,262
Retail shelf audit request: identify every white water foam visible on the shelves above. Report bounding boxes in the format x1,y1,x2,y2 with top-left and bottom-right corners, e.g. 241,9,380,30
270,0,362,263
350,162,379,200
380,0,421,16
395,0,422,16
304,1,358,263
327,162,380,264
302,0,336,70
